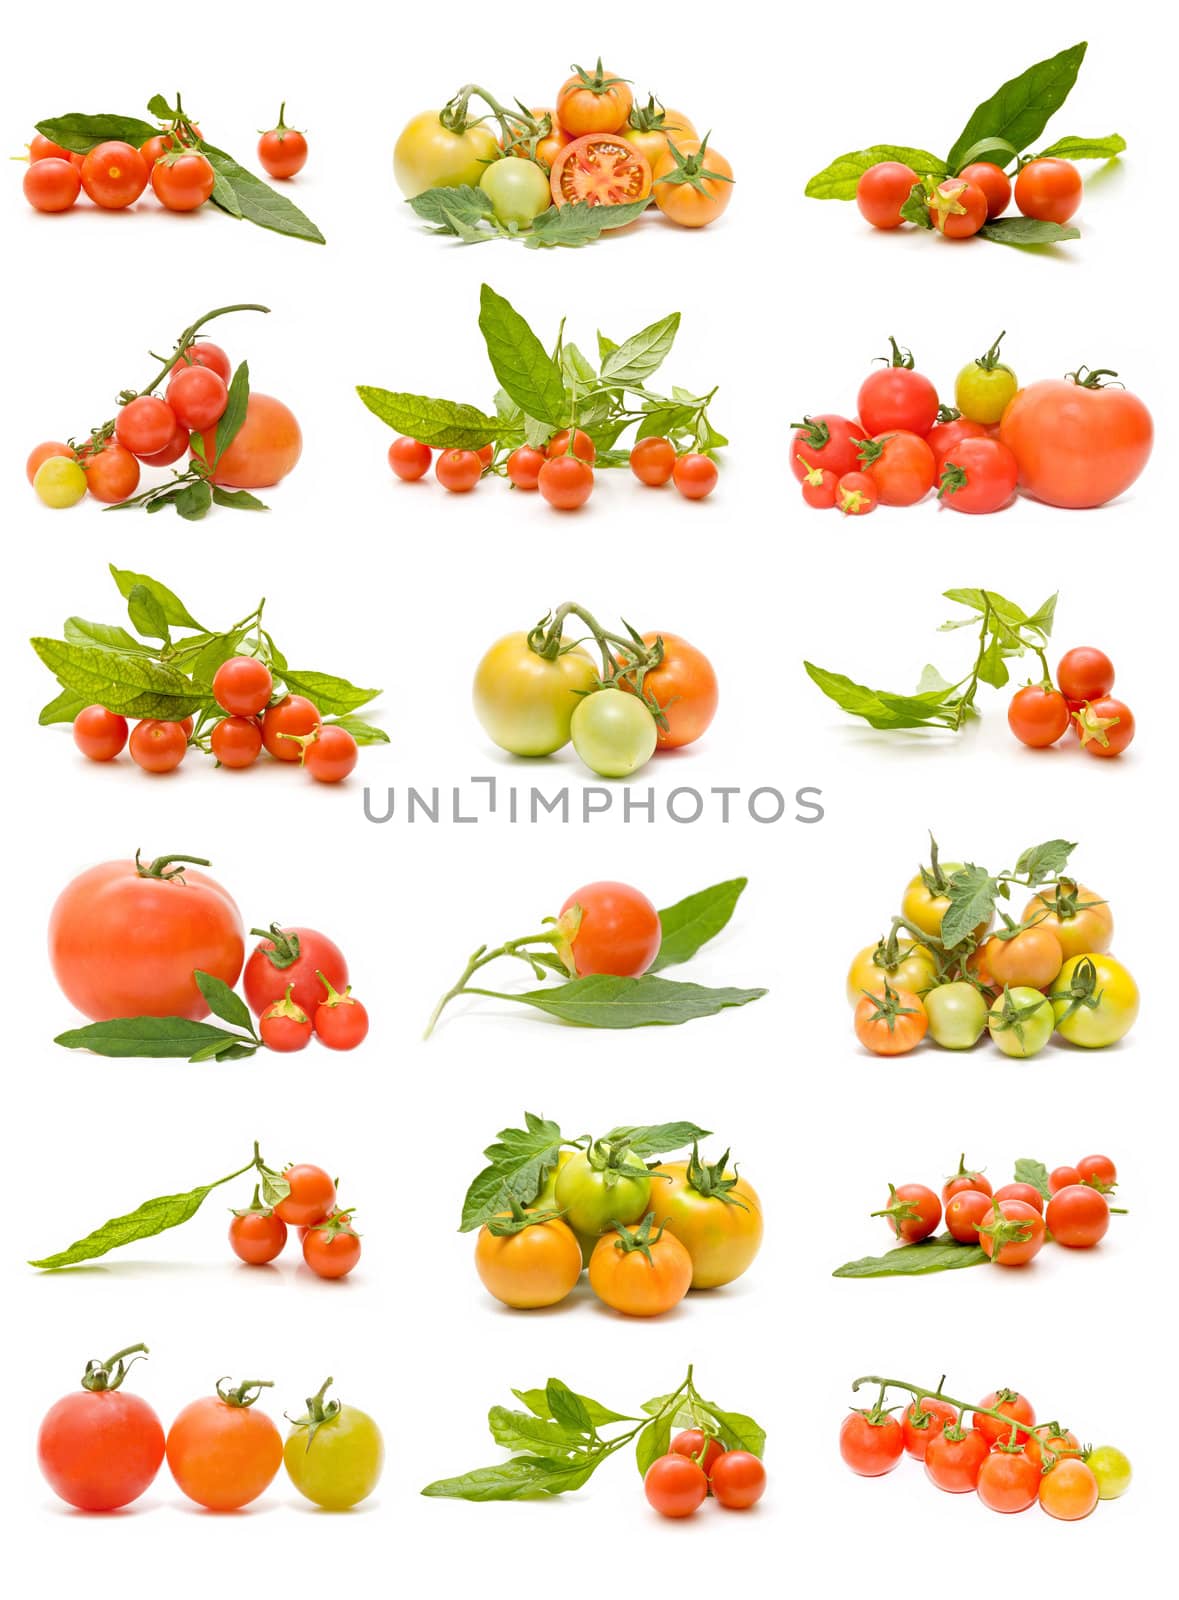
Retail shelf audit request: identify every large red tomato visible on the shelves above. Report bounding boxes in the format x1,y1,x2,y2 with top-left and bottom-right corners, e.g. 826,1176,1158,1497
196,394,302,488
49,853,245,1020
999,376,1153,509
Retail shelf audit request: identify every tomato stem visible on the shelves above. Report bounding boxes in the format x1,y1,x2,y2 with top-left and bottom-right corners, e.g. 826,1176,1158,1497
851,1376,1039,1442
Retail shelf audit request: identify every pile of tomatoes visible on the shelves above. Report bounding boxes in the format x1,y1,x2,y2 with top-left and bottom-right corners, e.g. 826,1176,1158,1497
857,155,1086,239
231,1161,360,1280
473,623,717,778
75,658,359,785
389,427,717,507
1008,644,1134,759
394,63,732,232
878,1153,1120,1267
792,334,1153,515
644,1434,767,1518
476,1139,761,1317
841,1376,1130,1522
39,1352,382,1513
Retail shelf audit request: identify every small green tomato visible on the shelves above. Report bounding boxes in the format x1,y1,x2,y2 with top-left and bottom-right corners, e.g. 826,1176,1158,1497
987,985,1055,1058
570,687,658,778
33,455,87,508
479,156,552,228
923,982,987,1049
1084,1445,1132,1500
955,331,1018,425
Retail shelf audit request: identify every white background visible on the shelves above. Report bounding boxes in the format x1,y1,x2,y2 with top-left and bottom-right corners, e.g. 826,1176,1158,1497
1,2,1174,1594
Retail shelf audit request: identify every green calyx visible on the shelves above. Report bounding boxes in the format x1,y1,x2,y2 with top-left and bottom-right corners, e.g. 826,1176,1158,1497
80,1343,149,1392
286,1376,342,1445
653,135,733,195
604,1210,668,1263
684,1142,748,1209
251,923,301,969
135,850,211,882
486,1195,565,1237
216,1376,274,1409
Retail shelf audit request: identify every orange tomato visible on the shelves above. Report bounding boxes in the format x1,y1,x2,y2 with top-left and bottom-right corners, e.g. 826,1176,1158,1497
854,986,928,1055
549,135,651,207
1039,1457,1099,1521
1021,881,1113,960
556,64,632,136
588,1223,692,1316
984,925,1063,990
651,140,733,228
474,1214,582,1309
165,1388,283,1511
197,393,302,488
622,631,718,749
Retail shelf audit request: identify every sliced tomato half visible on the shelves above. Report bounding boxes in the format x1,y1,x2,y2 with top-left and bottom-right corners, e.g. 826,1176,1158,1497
549,135,652,207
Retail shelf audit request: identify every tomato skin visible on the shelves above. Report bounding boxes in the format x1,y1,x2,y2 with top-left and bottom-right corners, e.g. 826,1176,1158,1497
1022,882,1112,960
27,440,74,483
305,726,359,784
924,982,988,1049
539,455,594,509
258,121,308,180
571,688,657,778
710,1451,766,1509
166,1395,283,1510
957,161,1010,219
80,140,148,208
1075,696,1135,757
924,1427,989,1493
630,436,676,485
275,1165,336,1228
116,395,178,457
673,453,718,499
858,366,939,437
790,415,862,481
644,1453,707,1517
978,1449,1040,1513
902,1398,958,1460
926,417,988,463
1058,647,1114,702
1039,1457,1099,1521
151,152,215,211
39,1389,165,1511
261,695,321,761
938,437,1019,513
50,857,244,1021
284,1403,384,1509
196,393,301,488
434,448,482,492
801,465,838,507
623,631,718,750
473,632,597,757
862,430,936,507
1052,952,1139,1046
1077,1153,1117,1189
229,1209,287,1264
978,1197,1046,1266
556,70,632,136
1046,1184,1110,1247
836,470,878,515
1085,1445,1132,1499
877,1182,941,1243
73,705,129,762
546,428,596,464
213,656,273,717
840,1412,903,1476
1015,158,1082,223
985,926,1063,988
973,1391,1035,1450
944,1189,993,1242
929,178,987,237
82,442,140,504
208,718,261,775
394,112,499,197
856,161,917,228
313,986,369,1050
506,445,545,489
169,364,227,430
260,991,312,1052
1000,379,1153,509
588,1226,693,1316
24,156,82,212
854,987,928,1055
303,1221,362,1279
388,436,432,480
646,1162,763,1288
129,718,188,774
554,1149,651,1235
244,926,347,1018
560,880,661,978
549,134,651,206
671,1430,725,1480
651,140,733,228
475,1214,582,1308
993,1182,1044,1213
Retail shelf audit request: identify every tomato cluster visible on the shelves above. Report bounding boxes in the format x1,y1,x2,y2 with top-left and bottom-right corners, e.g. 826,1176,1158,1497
645,1433,766,1518
38,1351,382,1513
841,1374,1130,1522
473,618,717,778
394,65,732,234
1009,645,1135,759
390,428,717,508
793,334,1152,515
231,1163,361,1280
476,1139,762,1317
857,156,1084,240
247,923,369,1052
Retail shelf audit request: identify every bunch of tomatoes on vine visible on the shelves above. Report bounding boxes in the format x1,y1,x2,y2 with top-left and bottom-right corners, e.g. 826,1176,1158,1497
849,837,1138,1059
395,60,732,246
841,1373,1130,1522
792,333,1152,516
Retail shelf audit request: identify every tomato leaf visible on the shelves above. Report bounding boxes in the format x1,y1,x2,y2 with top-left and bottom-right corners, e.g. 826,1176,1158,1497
942,868,998,949
601,1123,711,1159
29,638,209,719
478,284,568,428
109,565,205,630
525,197,650,248
193,971,255,1035
63,617,154,654
324,715,389,745
38,686,90,725
512,1387,631,1428
601,313,680,386
804,146,948,200
281,670,380,715
126,584,171,642
650,877,749,971
213,361,250,464
421,1455,600,1501
1037,134,1125,161
832,1233,989,1278
1014,839,1076,882
944,42,1090,173
803,662,960,731
1014,1158,1052,1200
210,487,268,511
35,112,159,154
173,480,214,521
545,1381,595,1435
460,1113,568,1231
979,217,1080,246
54,1016,252,1059
488,1408,590,1459
355,386,498,450
694,1402,767,1457
496,974,768,1028
202,145,325,243
406,185,496,234
635,1416,672,1476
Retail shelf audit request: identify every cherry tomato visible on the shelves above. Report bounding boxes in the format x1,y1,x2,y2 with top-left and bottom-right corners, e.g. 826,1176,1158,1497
275,1165,336,1228
993,1182,1044,1213
261,695,321,760
985,925,1063,988
195,393,302,489
588,1222,693,1316
475,1212,581,1308
559,881,661,978
304,725,360,784
1039,1457,1099,1521
942,1159,992,1203
854,984,928,1055
210,656,272,718
1052,952,1139,1046
556,63,632,136
902,1398,958,1460
166,1382,283,1510
151,151,215,211
82,442,140,504
978,1197,1046,1266
938,437,1019,513
24,156,81,212
799,459,839,507
282,1380,384,1509
957,161,1010,218
546,427,596,464
115,396,179,457
258,105,308,179
1077,1153,1117,1190
27,440,74,483
571,687,657,778
1085,1445,1132,1500
973,1390,1035,1450
874,1181,941,1242
313,978,369,1050
710,1450,766,1509
303,1215,362,1279
73,705,129,762
644,1453,707,1518
38,1354,165,1511
80,141,148,208
245,925,347,1018
840,1411,903,1476
170,341,232,384
210,716,262,769
388,436,432,480
229,1203,287,1264
673,453,718,499
670,1429,725,1476
506,445,545,489
473,631,597,756
1015,158,1082,223
623,631,718,749
856,161,917,228
1046,1184,1110,1247
168,364,228,430
836,470,879,515
929,177,987,237
30,133,77,163
978,1448,1040,1513
860,430,936,506
1008,684,1070,747
1074,696,1135,757
1058,647,1115,702
955,333,1018,424
629,435,676,486
790,415,862,481
129,718,188,774
926,416,988,463
260,987,313,1051
1050,1165,1083,1193
650,139,734,228
550,134,651,206
394,112,499,197
539,455,594,509
858,345,939,436
1025,1425,1081,1470
944,1189,993,1243
1000,374,1153,509
435,448,483,492
924,1426,989,1493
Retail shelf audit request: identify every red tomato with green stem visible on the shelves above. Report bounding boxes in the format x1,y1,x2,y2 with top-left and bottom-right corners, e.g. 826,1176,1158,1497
1075,697,1134,757
168,364,228,430
389,437,432,480
303,1212,362,1278
258,104,308,179
1046,1184,1110,1247
166,1379,283,1510
945,1189,993,1243
213,656,273,717
170,341,232,384
546,428,596,464
304,725,359,784
836,471,878,515
506,445,545,489
799,459,839,508
710,1451,766,1509
857,340,939,436
855,161,917,228
790,414,861,481
957,161,1010,218
1058,647,1114,702
82,442,140,504
1015,158,1082,223
859,431,936,506
24,157,81,212
313,973,369,1050
840,1409,903,1476
854,984,927,1054
73,705,129,761
973,1390,1035,1449
1077,1154,1117,1190
938,437,1019,513
151,151,215,211
244,924,348,1018
1008,684,1071,747
556,63,633,136
260,986,313,1051
261,695,320,760
670,1429,725,1477
978,1447,1040,1514
999,371,1153,510
229,1191,287,1264
1040,1457,1100,1521
977,1198,1046,1266
924,1425,989,1493
38,1346,165,1511
559,881,661,978
902,1397,958,1460
210,716,263,769
943,1158,992,1203
872,1182,941,1242
539,455,594,509
929,177,987,237
275,1165,336,1228
622,631,717,749
644,1453,707,1517
116,395,179,457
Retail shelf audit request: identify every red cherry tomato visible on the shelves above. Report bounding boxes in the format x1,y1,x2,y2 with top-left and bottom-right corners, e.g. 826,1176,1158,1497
506,445,546,489
992,1182,1044,1213
129,718,188,773
539,455,594,509
673,453,718,500
115,395,180,457
629,436,676,486
559,881,661,978
82,442,141,504
1008,685,1071,747
1057,647,1114,702
211,716,263,769
258,106,308,179
860,430,936,507
435,448,483,492
972,1390,1035,1450
229,1204,287,1264
304,726,359,784
944,1189,993,1243
244,926,348,1018
839,1411,903,1476
855,161,917,228
927,416,988,463
1045,1183,1110,1247
259,987,313,1052
212,655,273,717
928,178,987,237
275,1165,337,1228
1075,697,1135,757
835,470,878,515
709,1450,766,1510
24,156,82,212
644,1453,708,1518
167,364,228,430
901,1398,958,1460
388,437,432,480
261,695,321,760
858,347,939,436
937,437,1019,513
546,428,596,464
38,1357,165,1511
80,141,148,208
151,151,215,211
670,1429,725,1476
799,459,839,508
73,705,129,762
790,414,862,481
313,982,369,1050
924,1426,989,1493
1015,158,1082,224
957,161,1011,219
303,1216,362,1279
170,342,232,385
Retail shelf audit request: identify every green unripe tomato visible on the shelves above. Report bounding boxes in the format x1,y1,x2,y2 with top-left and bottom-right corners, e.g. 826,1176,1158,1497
554,1148,651,1236
473,632,598,757
479,156,552,228
924,982,987,1049
1051,953,1139,1047
987,986,1055,1057
571,687,658,778
1084,1445,1132,1500
393,111,499,197
34,455,87,508
284,1399,384,1509
955,333,1018,424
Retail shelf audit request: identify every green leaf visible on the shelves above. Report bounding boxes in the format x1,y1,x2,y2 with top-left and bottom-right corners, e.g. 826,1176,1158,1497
35,112,159,154
1038,134,1125,161
635,1416,672,1475
899,182,934,229
546,1381,594,1435
601,313,680,385
980,217,1080,246
30,638,208,719
512,1387,631,1428
942,868,999,949
407,185,496,234
324,715,389,745
649,878,748,972
188,631,247,687
488,1408,587,1459
805,146,948,199
478,284,567,427
126,584,171,642
193,972,255,1034
421,1456,599,1501
1014,1158,1052,1200
803,662,957,731
54,1016,249,1059
214,361,251,464
500,974,767,1028
29,1167,248,1269
173,480,214,521
282,670,380,716
833,1233,989,1278
38,687,89,725
525,197,650,248
601,1123,711,1160
1014,839,1076,882
460,1113,567,1231
63,617,153,654
355,386,498,450
202,145,325,243
211,487,268,511
696,1404,767,1457
109,565,205,630
945,42,1090,173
